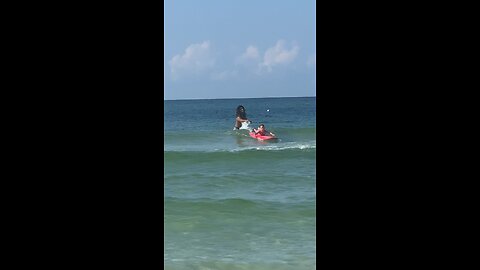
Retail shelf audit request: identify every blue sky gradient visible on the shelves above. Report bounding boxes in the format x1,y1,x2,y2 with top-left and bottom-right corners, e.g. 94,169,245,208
164,0,316,100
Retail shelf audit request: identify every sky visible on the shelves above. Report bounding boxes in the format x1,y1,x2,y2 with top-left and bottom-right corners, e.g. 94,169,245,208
164,0,316,100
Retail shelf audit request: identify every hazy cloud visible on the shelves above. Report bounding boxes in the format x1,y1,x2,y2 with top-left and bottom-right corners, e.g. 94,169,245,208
210,70,239,81
236,45,260,65
169,41,215,80
260,40,299,71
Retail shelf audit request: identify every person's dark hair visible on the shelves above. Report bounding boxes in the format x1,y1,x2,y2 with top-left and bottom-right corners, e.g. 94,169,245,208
236,105,247,119
259,124,265,128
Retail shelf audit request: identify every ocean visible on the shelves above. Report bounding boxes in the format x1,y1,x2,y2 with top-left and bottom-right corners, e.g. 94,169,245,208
164,97,316,269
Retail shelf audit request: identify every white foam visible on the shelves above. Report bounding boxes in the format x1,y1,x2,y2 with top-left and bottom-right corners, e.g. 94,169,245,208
231,141,316,152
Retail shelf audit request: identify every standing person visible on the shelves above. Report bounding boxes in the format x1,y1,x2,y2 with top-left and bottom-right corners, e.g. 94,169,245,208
234,105,251,130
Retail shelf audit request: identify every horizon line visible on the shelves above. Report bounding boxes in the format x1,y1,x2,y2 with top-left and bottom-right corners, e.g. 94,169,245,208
164,95,316,101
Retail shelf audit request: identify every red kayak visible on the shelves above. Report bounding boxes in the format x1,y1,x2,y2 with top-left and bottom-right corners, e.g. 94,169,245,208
249,132,277,141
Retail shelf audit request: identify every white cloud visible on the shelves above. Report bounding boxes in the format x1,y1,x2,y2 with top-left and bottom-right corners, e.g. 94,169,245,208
260,40,299,71
307,52,316,67
169,41,215,80
236,45,259,64
244,46,259,59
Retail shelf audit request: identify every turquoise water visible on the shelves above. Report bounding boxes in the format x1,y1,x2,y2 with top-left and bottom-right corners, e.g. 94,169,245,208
164,97,316,269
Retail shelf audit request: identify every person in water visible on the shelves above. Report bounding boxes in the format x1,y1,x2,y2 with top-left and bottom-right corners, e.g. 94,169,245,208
234,105,251,130
253,124,275,137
